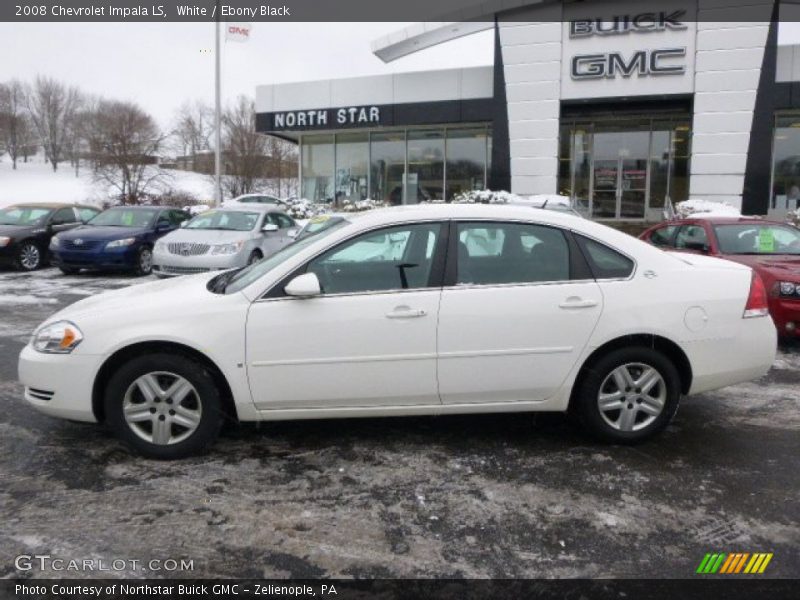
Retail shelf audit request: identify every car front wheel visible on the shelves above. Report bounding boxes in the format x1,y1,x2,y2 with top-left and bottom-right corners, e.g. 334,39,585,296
16,242,42,271
133,246,153,276
573,347,680,444
104,353,224,459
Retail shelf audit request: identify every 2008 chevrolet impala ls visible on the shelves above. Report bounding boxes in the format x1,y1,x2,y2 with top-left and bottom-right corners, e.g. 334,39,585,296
19,204,777,459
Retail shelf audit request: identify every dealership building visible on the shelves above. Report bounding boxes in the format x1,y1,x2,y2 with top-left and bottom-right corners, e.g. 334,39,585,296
255,0,800,221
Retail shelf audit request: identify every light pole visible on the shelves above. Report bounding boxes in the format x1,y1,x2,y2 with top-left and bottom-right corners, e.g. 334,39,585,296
214,0,222,207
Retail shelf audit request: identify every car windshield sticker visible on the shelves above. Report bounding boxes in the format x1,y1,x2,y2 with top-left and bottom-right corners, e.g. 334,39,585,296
310,215,331,224
121,212,134,226
758,229,775,253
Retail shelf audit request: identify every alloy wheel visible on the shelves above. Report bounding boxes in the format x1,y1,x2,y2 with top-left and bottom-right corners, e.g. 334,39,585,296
596,362,667,432
139,248,153,273
19,244,41,270
122,371,202,445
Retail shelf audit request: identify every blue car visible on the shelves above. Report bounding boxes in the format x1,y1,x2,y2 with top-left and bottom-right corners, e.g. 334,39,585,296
50,206,190,276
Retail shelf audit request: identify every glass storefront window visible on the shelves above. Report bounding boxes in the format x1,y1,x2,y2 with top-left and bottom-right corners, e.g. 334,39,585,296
407,130,445,203
335,133,368,206
370,131,406,205
301,135,334,204
446,127,487,200
771,113,800,213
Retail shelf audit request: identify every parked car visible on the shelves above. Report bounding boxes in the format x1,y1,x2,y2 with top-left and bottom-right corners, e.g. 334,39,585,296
640,217,800,338
20,204,776,458
0,203,100,271
152,205,298,278
224,193,286,207
50,206,190,276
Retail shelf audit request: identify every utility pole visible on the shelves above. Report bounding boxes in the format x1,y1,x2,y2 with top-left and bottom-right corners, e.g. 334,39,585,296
214,0,222,206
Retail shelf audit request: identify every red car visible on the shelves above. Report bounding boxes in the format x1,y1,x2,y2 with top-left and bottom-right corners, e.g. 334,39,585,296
640,217,800,338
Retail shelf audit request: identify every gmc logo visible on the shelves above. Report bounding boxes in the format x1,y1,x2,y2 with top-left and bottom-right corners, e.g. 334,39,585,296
571,48,686,79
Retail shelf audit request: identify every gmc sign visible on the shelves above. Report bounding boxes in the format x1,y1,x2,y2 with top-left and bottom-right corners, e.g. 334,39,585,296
571,48,686,79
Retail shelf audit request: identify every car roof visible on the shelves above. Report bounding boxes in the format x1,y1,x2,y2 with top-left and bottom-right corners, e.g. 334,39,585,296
3,202,85,210
661,216,786,226
203,204,286,213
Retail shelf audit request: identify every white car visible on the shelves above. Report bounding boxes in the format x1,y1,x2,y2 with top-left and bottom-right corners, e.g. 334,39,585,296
19,204,776,459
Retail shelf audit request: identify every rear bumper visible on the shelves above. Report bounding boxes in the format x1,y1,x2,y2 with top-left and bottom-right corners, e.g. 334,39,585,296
685,316,777,395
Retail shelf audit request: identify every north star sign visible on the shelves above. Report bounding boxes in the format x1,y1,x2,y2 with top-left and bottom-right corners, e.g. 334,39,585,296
568,9,688,80
272,106,381,130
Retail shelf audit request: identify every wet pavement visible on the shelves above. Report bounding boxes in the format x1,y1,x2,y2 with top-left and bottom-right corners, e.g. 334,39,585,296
0,268,798,579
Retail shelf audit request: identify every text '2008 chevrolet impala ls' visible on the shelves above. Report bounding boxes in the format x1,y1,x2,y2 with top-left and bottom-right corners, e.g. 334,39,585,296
19,204,777,459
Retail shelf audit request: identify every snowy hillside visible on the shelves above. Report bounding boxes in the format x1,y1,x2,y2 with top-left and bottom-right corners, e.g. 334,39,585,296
0,157,216,209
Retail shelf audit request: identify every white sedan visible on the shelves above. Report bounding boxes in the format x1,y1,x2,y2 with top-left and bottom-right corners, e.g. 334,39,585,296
19,204,777,459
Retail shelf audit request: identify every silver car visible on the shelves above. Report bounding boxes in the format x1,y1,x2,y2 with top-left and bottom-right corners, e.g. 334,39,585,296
152,205,297,277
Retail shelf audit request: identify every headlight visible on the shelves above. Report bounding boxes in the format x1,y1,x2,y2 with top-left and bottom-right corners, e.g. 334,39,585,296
154,240,166,252
106,237,136,249
211,241,244,255
50,236,60,248
779,281,800,297
31,321,83,354
0,236,11,247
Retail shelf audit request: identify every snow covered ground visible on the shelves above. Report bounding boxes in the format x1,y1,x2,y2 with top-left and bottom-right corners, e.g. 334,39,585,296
0,156,216,209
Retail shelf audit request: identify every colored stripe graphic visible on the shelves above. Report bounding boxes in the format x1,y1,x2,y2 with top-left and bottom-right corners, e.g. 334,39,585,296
699,552,774,574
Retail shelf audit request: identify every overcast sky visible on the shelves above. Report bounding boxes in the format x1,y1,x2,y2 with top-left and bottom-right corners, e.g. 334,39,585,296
1,21,799,130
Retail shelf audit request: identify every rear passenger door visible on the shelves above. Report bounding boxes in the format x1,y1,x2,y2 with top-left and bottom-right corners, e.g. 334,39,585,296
437,221,603,404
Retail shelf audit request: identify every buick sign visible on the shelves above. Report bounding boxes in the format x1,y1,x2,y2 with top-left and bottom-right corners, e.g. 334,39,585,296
569,10,687,37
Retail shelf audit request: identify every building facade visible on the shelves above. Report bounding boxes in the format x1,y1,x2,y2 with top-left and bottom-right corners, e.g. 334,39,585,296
256,0,800,221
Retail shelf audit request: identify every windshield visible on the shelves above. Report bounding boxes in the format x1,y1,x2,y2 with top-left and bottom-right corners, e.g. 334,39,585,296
89,208,158,228
221,219,350,294
714,224,800,255
295,215,349,241
237,196,280,204
186,210,260,231
0,206,52,226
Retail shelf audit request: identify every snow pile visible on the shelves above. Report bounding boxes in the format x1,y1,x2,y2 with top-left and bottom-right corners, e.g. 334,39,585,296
675,199,741,219
452,190,523,204
341,198,385,212
184,204,211,215
282,197,316,219
787,206,800,227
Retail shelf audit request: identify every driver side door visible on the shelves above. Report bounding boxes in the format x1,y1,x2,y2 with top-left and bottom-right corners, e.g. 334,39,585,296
245,221,446,410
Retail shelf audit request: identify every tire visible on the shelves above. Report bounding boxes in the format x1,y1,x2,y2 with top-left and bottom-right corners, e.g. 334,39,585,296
247,250,263,265
572,347,680,444
16,241,42,271
59,266,80,275
133,246,153,276
104,353,224,459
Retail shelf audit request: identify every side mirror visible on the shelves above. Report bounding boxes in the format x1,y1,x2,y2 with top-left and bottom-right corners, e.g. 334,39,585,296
262,223,279,233
287,229,298,239
284,272,321,298
180,221,188,228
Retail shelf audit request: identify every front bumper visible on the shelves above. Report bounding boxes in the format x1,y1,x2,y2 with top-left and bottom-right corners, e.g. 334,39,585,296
770,297,800,337
152,249,246,277
18,344,101,422
51,245,140,271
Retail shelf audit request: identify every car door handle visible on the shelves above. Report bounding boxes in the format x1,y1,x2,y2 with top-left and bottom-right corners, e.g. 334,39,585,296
386,307,427,319
559,297,598,309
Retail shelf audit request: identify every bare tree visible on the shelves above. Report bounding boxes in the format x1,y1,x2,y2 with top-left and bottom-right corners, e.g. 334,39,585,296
0,80,29,169
220,96,269,198
88,99,168,204
264,135,298,197
26,76,80,172
172,100,213,165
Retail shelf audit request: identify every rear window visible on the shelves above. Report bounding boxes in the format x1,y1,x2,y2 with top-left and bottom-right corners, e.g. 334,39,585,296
649,225,677,248
576,235,635,280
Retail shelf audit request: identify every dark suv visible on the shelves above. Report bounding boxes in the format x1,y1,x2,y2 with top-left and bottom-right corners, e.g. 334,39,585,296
0,203,101,271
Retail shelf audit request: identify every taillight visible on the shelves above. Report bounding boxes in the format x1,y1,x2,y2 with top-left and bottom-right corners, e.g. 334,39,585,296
743,271,770,318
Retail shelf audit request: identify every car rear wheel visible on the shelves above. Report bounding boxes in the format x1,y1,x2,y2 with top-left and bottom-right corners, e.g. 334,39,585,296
573,347,680,444
16,242,42,271
104,353,223,459
133,246,153,276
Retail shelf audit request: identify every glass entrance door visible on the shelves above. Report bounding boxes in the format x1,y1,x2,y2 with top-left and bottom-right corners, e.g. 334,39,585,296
590,130,650,219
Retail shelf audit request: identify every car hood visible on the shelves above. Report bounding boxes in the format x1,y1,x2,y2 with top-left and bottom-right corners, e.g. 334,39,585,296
723,254,800,278
0,224,38,236
58,225,150,241
49,272,219,323
163,228,253,244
